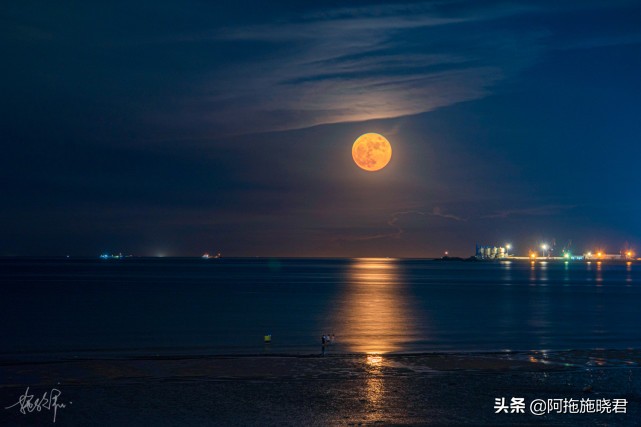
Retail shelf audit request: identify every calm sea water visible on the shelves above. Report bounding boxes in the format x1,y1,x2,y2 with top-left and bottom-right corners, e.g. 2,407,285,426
1,258,641,358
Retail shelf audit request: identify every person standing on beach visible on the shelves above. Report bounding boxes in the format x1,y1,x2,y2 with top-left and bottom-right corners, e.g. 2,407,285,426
321,335,326,356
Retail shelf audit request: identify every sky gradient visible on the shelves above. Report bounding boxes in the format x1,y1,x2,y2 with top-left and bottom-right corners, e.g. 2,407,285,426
2,0,641,257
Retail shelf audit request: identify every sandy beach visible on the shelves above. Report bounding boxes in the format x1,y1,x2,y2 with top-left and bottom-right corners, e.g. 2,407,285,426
1,349,639,426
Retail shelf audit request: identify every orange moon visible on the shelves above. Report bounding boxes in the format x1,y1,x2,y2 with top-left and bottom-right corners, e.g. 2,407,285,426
352,133,392,172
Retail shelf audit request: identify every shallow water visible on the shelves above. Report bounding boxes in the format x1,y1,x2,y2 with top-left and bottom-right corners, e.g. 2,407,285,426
1,257,641,358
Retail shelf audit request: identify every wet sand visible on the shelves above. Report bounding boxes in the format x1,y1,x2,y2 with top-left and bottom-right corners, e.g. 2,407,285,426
1,350,640,426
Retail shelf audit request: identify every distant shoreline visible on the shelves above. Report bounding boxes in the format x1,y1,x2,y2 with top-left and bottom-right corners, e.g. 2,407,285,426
1,255,639,263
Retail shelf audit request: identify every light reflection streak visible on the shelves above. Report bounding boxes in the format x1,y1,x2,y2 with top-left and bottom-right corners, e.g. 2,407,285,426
331,258,420,354
365,354,384,405
539,261,548,283
327,258,421,421
501,261,512,283
529,261,536,284
626,262,632,284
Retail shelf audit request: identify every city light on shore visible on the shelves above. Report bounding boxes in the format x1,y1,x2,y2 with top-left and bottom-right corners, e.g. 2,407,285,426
475,242,637,262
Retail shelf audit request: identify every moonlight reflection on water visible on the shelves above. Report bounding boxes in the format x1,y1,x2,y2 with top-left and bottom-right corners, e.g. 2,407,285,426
331,258,424,354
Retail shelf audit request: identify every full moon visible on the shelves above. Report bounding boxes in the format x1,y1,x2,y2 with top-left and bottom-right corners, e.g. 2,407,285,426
352,133,392,172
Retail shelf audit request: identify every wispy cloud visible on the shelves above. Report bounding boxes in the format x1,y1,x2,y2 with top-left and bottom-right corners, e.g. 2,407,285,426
154,2,547,136
481,204,576,219
334,206,466,242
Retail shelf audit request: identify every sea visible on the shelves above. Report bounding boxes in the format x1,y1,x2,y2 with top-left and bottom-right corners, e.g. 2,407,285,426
1,257,641,359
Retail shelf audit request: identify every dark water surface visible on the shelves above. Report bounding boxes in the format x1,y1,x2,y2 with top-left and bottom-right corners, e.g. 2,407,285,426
1,258,640,358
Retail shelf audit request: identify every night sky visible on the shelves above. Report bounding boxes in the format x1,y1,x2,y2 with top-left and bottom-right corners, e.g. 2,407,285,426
2,1,641,257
